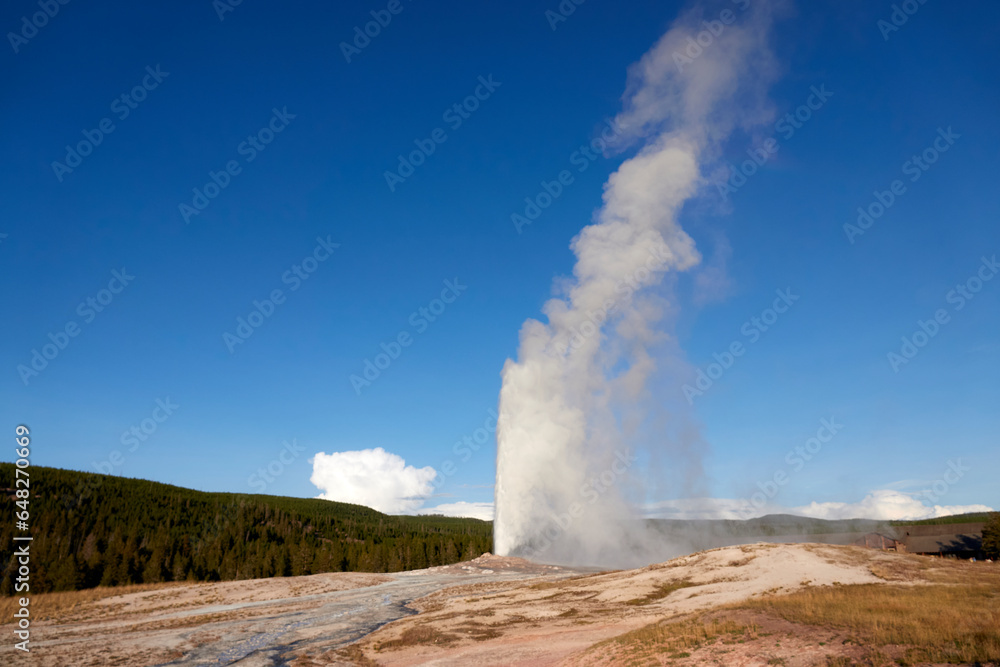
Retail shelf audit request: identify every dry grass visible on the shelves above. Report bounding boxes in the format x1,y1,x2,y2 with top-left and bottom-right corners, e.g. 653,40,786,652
734,582,1000,664
455,621,502,641
728,556,756,567
623,579,696,606
374,624,459,651
920,559,1000,585
0,581,186,622
329,645,380,666
596,615,760,661
488,613,531,628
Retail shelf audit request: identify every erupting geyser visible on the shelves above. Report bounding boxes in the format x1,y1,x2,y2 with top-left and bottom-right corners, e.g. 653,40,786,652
494,0,786,567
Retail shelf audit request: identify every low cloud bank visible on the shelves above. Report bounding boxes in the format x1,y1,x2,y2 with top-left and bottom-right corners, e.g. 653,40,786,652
419,501,495,521
646,489,992,521
790,489,992,521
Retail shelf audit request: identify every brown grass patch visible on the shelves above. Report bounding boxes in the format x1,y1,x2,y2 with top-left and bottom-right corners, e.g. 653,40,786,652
375,624,458,651
469,607,495,617
329,644,379,666
623,579,696,606
0,581,187,622
488,613,531,628
455,622,502,641
594,614,760,661
733,582,1000,663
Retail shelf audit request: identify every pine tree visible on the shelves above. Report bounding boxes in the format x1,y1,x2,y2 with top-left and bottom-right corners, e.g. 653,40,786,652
983,513,1000,559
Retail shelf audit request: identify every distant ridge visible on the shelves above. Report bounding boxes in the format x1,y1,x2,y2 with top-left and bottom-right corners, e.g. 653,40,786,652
647,512,993,537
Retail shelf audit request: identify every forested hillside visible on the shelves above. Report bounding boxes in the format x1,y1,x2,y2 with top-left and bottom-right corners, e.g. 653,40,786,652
0,464,492,595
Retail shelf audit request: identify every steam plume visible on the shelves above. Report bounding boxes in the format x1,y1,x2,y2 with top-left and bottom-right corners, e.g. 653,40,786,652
494,1,786,567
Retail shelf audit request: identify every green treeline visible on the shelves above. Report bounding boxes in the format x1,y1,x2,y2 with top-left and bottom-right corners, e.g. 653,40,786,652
0,464,492,595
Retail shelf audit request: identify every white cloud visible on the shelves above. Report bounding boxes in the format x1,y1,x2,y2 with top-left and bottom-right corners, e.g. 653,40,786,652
645,490,993,522
644,497,756,520
310,447,436,514
419,501,494,522
789,489,994,522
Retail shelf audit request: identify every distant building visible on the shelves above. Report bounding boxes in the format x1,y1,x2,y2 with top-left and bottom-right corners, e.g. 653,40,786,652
899,522,985,558
854,533,904,551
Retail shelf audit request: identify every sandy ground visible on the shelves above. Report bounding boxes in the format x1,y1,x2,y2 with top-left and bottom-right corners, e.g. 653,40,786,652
342,543,885,666
0,543,976,666
0,555,577,666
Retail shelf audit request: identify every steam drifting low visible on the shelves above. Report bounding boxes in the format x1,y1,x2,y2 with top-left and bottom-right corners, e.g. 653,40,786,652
494,0,786,567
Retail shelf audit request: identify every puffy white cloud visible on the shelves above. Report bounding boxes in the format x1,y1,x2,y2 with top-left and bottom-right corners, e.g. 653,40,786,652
789,489,993,522
419,502,494,522
310,448,436,514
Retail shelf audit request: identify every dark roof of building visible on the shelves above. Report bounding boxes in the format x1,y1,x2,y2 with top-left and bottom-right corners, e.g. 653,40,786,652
896,522,985,538
904,533,982,554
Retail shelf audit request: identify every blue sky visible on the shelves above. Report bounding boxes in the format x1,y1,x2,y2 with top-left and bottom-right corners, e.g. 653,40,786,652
2,0,998,522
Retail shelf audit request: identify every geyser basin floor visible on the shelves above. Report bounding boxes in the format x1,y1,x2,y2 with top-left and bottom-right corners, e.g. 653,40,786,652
6,547,996,665
348,544,998,666
0,555,575,667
